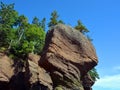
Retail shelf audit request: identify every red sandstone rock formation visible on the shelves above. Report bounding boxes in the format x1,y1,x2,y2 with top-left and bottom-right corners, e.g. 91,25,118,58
25,53,52,90
0,24,98,90
40,24,98,90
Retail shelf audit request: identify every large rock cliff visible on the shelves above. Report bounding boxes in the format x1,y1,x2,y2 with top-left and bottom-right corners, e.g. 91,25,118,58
40,24,98,90
0,24,98,90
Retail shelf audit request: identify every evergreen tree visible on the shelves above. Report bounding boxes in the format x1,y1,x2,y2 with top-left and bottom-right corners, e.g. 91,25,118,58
0,2,46,56
16,15,28,43
75,20,89,34
40,18,46,31
32,16,40,26
89,68,100,81
48,10,64,27
58,20,64,24
32,17,46,31
0,2,18,27
0,2,18,49
48,10,59,27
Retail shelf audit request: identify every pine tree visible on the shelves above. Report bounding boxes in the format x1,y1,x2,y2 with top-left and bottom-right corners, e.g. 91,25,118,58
75,20,89,34
0,2,18,48
32,16,40,26
89,68,100,81
48,10,59,27
48,10,64,27
0,2,46,56
40,18,46,31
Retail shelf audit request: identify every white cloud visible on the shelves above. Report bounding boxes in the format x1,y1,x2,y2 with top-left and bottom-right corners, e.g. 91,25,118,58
113,66,120,71
94,74,120,89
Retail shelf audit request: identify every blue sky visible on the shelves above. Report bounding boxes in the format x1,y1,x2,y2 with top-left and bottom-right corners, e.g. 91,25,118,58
1,0,120,90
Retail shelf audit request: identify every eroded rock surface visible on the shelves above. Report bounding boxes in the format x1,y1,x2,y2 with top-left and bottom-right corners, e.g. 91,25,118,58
40,24,98,90
0,53,52,90
0,53,14,82
0,24,98,90
0,53,14,90
25,53,53,90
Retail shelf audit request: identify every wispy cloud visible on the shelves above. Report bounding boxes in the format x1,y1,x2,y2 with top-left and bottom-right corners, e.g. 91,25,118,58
113,66,120,71
94,74,120,89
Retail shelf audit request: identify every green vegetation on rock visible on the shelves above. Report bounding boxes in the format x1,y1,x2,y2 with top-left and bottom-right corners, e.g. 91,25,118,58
75,20,89,34
0,2,45,58
89,67,100,81
54,85,63,90
0,2,99,85
48,10,64,27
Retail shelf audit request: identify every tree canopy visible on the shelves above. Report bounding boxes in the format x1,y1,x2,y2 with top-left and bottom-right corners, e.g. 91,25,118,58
0,2,45,57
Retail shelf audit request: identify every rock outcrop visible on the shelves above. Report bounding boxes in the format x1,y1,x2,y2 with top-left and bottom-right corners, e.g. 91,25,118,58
0,24,98,90
0,53,14,82
0,53,52,90
82,73,94,90
0,53,14,90
40,24,98,90
25,53,53,90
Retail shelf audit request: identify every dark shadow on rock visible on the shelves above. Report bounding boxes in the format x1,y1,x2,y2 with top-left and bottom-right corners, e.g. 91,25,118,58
9,72,28,90
84,87,92,90
0,81,9,90
30,81,49,90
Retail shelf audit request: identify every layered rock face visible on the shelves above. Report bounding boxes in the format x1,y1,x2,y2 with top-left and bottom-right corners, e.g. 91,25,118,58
0,24,98,90
0,53,14,90
0,53,52,90
26,53,52,90
40,24,98,90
